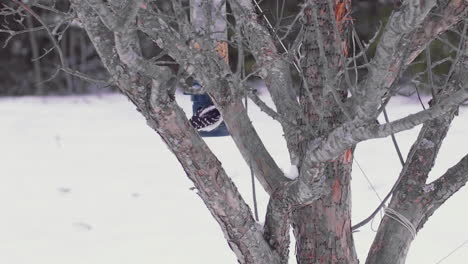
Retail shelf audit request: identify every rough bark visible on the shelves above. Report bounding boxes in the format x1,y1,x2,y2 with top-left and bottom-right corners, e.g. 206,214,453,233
291,1,358,263
136,7,288,195
71,2,281,263
302,0,468,163
263,164,333,263
292,158,357,264
229,0,303,164
366,35,468,264
19,1,467,263
355,0,438,119
404,0,468,65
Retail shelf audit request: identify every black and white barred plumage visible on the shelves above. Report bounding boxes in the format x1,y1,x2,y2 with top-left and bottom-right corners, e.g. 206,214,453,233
189,104,223,132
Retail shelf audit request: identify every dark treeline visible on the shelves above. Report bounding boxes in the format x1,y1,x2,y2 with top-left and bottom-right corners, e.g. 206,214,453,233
0,0,111,95
1,0,450,96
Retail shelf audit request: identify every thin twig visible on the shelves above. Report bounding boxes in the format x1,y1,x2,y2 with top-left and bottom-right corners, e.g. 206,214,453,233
61,67,110,84
10,0,66,67
383,109,405,166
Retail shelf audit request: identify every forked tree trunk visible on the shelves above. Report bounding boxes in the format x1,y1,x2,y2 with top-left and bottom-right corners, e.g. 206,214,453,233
61,1,468,263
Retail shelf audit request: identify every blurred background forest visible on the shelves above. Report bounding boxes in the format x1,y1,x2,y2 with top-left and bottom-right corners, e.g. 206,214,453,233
0,0,455,96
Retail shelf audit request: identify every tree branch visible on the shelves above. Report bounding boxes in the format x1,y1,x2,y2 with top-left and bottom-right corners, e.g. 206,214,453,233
229,0,302,164
426,154,468,211
247,90,312,136
405,0,468,64
307,85,468,162
355,0,438,119
366,29,468,263
137,7,288,194
353,1,467,119
114,25,172,83
365,123,466,264
71,2,280,263
84,0,143,32
10,0,66,66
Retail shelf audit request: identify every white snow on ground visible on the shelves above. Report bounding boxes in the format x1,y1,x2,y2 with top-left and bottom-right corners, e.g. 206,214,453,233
0,92,466,264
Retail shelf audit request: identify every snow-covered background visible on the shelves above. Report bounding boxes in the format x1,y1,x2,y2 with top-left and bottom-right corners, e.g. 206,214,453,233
0,90,466,264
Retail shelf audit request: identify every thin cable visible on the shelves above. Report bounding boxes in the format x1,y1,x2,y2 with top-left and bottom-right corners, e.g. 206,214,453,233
435,240,468,264
354,157,385,232
246,91,259,221
354,156,387,232
353,108,407,231
354,158,382,201
241,39,259,221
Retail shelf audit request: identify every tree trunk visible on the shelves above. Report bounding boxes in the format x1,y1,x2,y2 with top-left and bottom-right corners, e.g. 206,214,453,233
61,1,468,263
292,1,358,263
292,159,357,264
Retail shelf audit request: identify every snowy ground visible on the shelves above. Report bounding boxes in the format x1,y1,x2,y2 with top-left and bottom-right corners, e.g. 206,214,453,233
0,91,467,264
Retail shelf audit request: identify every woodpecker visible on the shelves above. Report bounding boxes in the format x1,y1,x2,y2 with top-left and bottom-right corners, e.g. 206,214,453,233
189,104,223,132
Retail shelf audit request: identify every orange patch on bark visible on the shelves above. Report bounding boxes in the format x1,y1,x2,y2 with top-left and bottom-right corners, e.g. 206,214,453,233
342,40,349,57
194,42,229,63
342,148,353,163
215,41,229,63
334,0,351,56
332,178,342,203
334,2,347,22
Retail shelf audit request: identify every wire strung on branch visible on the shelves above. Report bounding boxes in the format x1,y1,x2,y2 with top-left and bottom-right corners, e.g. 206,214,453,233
352,108,406,231
349,31,408,230
353,157,386,232
384,208,417,239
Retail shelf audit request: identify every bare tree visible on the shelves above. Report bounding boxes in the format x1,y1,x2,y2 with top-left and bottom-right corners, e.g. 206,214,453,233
2,0,467,263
